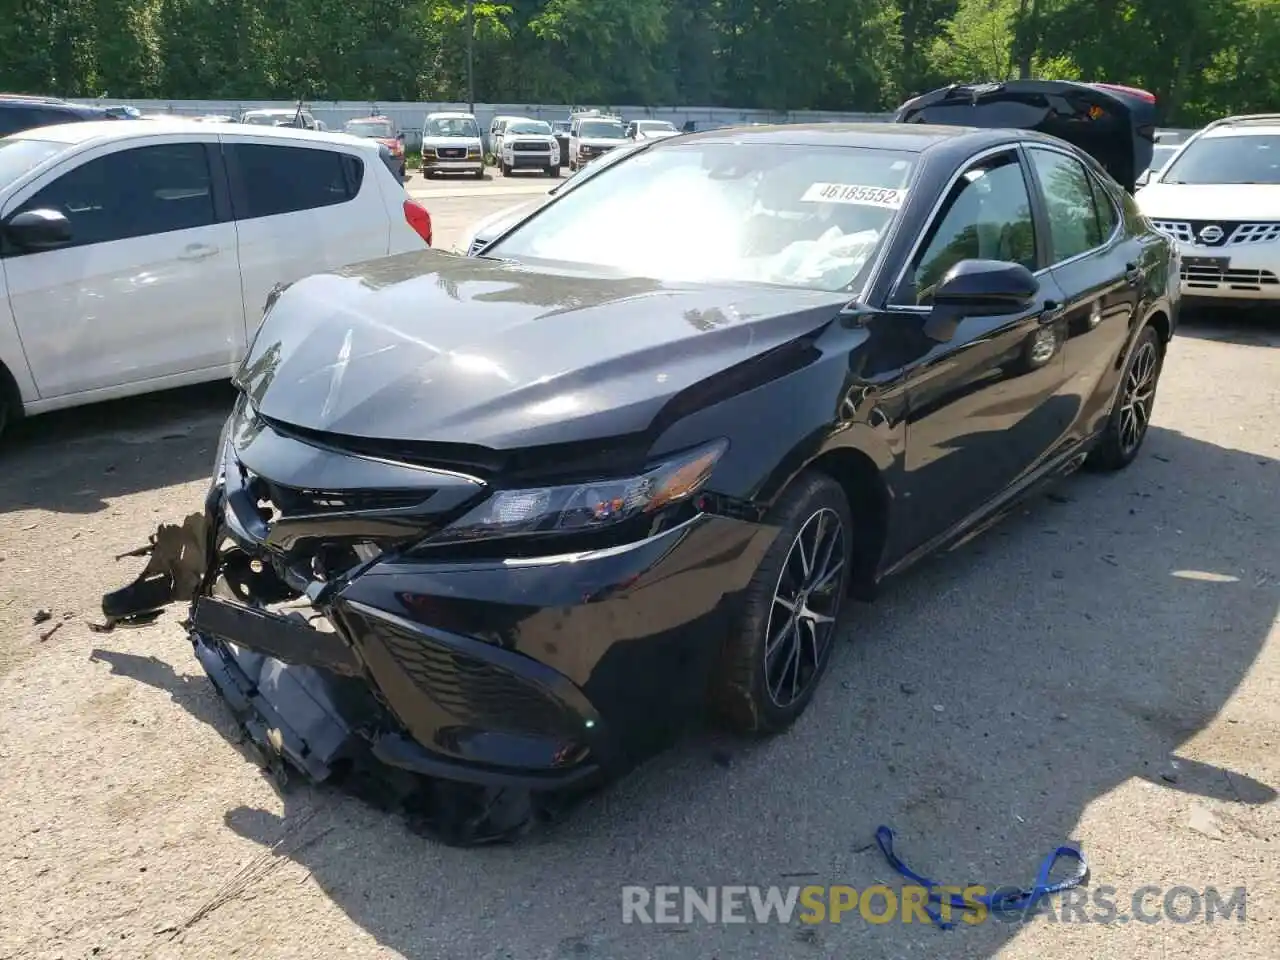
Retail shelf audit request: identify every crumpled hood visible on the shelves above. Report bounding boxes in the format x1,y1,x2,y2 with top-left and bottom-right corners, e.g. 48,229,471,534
1136,183,1280,220
237,251,848,449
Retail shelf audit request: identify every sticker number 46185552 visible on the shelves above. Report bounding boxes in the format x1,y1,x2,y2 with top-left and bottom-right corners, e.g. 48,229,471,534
801,183,907,208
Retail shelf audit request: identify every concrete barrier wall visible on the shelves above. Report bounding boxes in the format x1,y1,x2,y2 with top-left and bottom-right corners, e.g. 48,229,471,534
69,99,894,150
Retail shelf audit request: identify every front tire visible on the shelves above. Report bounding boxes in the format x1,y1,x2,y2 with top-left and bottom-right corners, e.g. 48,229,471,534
1086,323,1164,471
711,472,852,735
500,161,511,177
545,165,559,178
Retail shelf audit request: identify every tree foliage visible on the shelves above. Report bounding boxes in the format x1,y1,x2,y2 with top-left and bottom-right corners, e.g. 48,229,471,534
1,0,1277,123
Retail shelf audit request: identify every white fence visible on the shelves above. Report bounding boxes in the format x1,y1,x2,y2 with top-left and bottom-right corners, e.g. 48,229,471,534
69,99,894,150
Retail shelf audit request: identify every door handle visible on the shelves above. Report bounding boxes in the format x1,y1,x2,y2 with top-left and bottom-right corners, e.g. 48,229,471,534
1039,300,1065,325
179,243,218,261
1124,262,1144,286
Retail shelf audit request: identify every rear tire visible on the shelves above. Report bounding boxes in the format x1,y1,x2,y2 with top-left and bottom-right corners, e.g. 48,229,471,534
1086,323,1164,472
710,472,852,736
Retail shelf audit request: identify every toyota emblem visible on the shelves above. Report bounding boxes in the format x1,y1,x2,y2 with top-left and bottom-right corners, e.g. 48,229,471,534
1198,224,1224,244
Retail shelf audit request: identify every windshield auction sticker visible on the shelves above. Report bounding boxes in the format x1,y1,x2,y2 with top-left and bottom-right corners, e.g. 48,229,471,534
801,183,907,208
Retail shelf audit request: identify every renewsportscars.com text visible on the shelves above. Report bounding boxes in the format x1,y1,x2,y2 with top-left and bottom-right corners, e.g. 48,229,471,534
621,885,1247,926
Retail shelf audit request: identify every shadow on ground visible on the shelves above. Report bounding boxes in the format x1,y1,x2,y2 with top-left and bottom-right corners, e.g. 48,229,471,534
92,425,1278,959
1176,305,1280,348
0,382,234,516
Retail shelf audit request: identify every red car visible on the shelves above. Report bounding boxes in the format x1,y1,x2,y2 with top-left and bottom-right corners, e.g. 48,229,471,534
343,116,408,181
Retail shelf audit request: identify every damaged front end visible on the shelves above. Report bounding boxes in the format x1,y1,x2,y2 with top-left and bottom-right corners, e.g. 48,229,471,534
100,398,615,844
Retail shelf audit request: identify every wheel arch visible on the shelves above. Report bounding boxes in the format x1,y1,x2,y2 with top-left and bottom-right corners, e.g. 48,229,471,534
0,357,25,432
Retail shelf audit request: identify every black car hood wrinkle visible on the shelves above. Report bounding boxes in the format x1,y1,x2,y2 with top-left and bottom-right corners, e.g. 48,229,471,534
238,251,850,449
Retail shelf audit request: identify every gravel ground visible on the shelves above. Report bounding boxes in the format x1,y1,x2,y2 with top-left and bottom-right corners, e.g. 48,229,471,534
0,186,1277,959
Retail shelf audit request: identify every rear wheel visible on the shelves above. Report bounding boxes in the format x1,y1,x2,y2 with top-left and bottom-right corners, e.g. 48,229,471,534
1086,323,1164,471
711,472,852,735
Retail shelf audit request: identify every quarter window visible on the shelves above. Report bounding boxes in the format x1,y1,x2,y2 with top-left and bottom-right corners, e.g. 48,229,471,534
17,142,215,247
1028,148,1106,263
226,143,362,220
897,153,1036,306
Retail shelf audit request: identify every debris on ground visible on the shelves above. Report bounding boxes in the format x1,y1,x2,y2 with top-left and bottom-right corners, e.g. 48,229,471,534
32,609,51,624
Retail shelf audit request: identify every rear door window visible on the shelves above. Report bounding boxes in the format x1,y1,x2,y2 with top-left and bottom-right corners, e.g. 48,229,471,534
1027,148,1106,263
15,142,216,248
225,143,362,219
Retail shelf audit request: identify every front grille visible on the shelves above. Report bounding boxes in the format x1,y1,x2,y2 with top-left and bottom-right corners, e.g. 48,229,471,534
435,147,466,159
1151,220,1280,246
260,481,433,515
380,625,580,740
1180,264,1280,291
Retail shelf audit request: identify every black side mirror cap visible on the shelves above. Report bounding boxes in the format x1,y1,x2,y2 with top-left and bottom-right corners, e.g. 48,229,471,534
5,208,72,251
923,259,1039,342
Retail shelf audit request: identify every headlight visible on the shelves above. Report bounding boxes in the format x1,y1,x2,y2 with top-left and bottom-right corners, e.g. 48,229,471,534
428,439,728,545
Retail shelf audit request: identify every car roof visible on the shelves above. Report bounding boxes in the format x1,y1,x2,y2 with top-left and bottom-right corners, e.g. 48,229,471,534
1201,122,1280,138
0,97,106,114
9,118,379,151
677,121,1003,152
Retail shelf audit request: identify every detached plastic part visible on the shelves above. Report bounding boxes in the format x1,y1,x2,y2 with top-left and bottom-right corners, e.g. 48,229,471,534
194,634,358,783
101,513,209,628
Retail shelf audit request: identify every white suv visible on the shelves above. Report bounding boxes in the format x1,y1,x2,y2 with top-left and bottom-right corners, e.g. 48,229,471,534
0,119,432,436
1136,114,1280,305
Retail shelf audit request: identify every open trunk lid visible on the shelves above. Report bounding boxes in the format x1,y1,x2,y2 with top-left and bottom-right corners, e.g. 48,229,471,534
893,80,1157,193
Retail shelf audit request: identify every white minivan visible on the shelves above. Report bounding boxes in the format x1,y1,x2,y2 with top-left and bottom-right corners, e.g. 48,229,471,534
0,119,431,436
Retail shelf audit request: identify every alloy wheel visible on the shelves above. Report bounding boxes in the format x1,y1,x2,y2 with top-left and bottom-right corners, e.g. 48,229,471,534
763,507,846,708
1119,340,1159,454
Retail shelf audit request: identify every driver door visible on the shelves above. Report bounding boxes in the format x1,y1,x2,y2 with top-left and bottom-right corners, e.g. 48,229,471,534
889,147,1072,556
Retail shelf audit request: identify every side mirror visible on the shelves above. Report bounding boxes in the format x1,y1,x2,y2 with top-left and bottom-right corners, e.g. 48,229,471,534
1135,169,1150,187
4,208,72,251
923,259,1038,342
397,132,406,142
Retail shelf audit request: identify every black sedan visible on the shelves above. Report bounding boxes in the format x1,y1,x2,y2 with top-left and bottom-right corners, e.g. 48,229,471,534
103,100,1178,843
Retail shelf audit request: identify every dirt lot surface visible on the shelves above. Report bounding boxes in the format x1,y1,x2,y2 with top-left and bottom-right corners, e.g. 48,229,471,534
1,184,1277,959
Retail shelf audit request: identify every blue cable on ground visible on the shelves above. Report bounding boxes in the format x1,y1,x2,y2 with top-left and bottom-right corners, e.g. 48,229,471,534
874,825,1089,929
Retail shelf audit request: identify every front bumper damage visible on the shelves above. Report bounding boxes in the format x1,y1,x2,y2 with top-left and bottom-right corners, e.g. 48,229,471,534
100,413,774,843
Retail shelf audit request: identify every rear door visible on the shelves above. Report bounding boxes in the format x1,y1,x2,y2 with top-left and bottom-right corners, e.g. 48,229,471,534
888,147,1071,556
1023,144,1143,442
221,137,388,335
1,135,243,398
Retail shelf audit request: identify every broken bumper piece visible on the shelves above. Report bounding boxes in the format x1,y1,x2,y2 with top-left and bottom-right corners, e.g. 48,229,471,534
100,501,613,844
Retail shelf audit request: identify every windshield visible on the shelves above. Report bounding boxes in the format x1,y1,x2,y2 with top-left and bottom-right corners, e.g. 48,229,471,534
1161,134,1280,184
486,143,914,293
553,122,570,133
639,121,676,132
508,120,552,135
345,119,394,138
1147,144,1177,173
579,120,626,139
425,116,479,138
0,138,65,189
